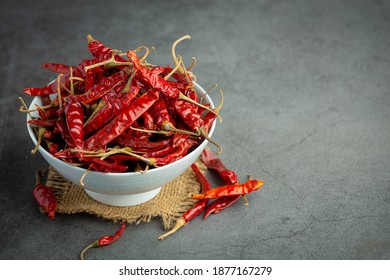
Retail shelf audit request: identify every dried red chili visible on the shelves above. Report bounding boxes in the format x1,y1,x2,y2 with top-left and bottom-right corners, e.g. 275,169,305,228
83,89,160,151
64,95,84,150
32,170,57,220
158,163,210,240
22,35,221,172
201,148,242,218
80,222,126,260
192,180,264,200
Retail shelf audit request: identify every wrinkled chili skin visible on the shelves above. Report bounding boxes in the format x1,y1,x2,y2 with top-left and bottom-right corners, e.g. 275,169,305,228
33,183,57,220
182,164,211,222
80,222,126,260
42,62,71,74
84,89,160,151
152,138,197,166
192,180,264,200
83,84,137,136
27,119,57,127
201,149,241,217
127,50,181,99
85,158,128,173
75,70,128,105
64,96,84,150
98,222,126,246
23,58,98,97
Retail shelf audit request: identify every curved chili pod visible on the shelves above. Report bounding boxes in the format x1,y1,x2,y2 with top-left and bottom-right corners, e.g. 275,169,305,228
64,96,84,150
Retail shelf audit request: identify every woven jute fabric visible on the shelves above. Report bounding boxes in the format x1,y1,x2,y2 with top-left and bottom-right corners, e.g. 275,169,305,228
45,158,206,229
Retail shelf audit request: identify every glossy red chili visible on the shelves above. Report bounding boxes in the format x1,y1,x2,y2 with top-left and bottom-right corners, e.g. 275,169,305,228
84,89,160,150
64,96,84,150
158,163,210,240
42,62,71,74
80,222,126,260
192,180,264,200
75,69,128,105
32,170,57,220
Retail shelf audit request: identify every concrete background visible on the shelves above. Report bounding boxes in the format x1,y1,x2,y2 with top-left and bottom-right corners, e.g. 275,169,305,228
0,0,389,260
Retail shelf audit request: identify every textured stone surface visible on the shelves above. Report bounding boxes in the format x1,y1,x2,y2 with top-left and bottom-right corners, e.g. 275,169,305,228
0,0,389,259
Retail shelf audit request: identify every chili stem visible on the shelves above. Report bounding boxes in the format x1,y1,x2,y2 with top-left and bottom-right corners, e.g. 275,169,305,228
129,126,171,136
135,45,151,62
57,74,63,110
197,126,223,155
178,92,222,123
164,56,183,80
158,217,187,240
31,127,45,154
18,97,33,119
69,67,74,95
171,35,191,73
84,54,132,71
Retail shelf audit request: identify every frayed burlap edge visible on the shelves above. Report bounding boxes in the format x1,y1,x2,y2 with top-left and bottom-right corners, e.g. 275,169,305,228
45,158,207,229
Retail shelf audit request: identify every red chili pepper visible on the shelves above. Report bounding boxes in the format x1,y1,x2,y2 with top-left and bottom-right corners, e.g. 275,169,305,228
23,58,98,97
27,118,57,127
114,133,171,150
80,222,126,260
158,163,210,240
75,70,128,105
84,89,160,151
85,158,128,173
147,138,197,167
127,50,181,99
84,88,138,136
64,96,84,150
55,111,76,148
201,149,241,218
42,62,71,74
148,97,174,127
172,97,204,131
32,170,57,220
201,148,238,184
192,180,264,200
87,34,128,63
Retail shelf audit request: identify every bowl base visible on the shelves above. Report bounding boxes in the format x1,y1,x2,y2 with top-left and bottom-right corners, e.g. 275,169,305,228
84,188,162,207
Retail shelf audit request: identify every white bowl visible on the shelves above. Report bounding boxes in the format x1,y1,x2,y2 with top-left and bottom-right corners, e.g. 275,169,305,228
27,83,216,206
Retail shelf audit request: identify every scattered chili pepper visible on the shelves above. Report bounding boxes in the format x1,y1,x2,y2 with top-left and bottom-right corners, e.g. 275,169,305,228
192,180,264,200
201,148,242,218
80,222,126,260
201,148,238,184
158,163,210,240
32,170,57,220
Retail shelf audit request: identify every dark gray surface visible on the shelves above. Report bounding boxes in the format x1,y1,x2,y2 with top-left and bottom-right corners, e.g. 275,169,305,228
1,0,389,260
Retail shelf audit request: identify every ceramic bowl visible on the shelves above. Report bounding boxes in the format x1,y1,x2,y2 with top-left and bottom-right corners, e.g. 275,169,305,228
27,83,216,206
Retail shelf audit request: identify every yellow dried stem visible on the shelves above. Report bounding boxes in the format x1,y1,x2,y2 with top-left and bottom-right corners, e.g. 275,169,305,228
158,217,187,240
178,92,222,122
129,126,171,136
197,126,223,155
57,74,63,110
79,169,90,187
135,45,150,62
18,97,33,119
171,35,191,73
164,56,183,81
69,66,74,95
31,127,45,154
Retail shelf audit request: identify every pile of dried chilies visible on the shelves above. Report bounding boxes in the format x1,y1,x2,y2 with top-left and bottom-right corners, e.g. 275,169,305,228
158,149,264,239
20,34,223,173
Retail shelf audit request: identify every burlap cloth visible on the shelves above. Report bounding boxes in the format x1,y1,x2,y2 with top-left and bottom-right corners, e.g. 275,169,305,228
45,158,206,230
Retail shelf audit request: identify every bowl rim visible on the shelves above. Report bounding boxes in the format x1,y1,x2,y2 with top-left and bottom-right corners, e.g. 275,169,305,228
26,82,217,177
